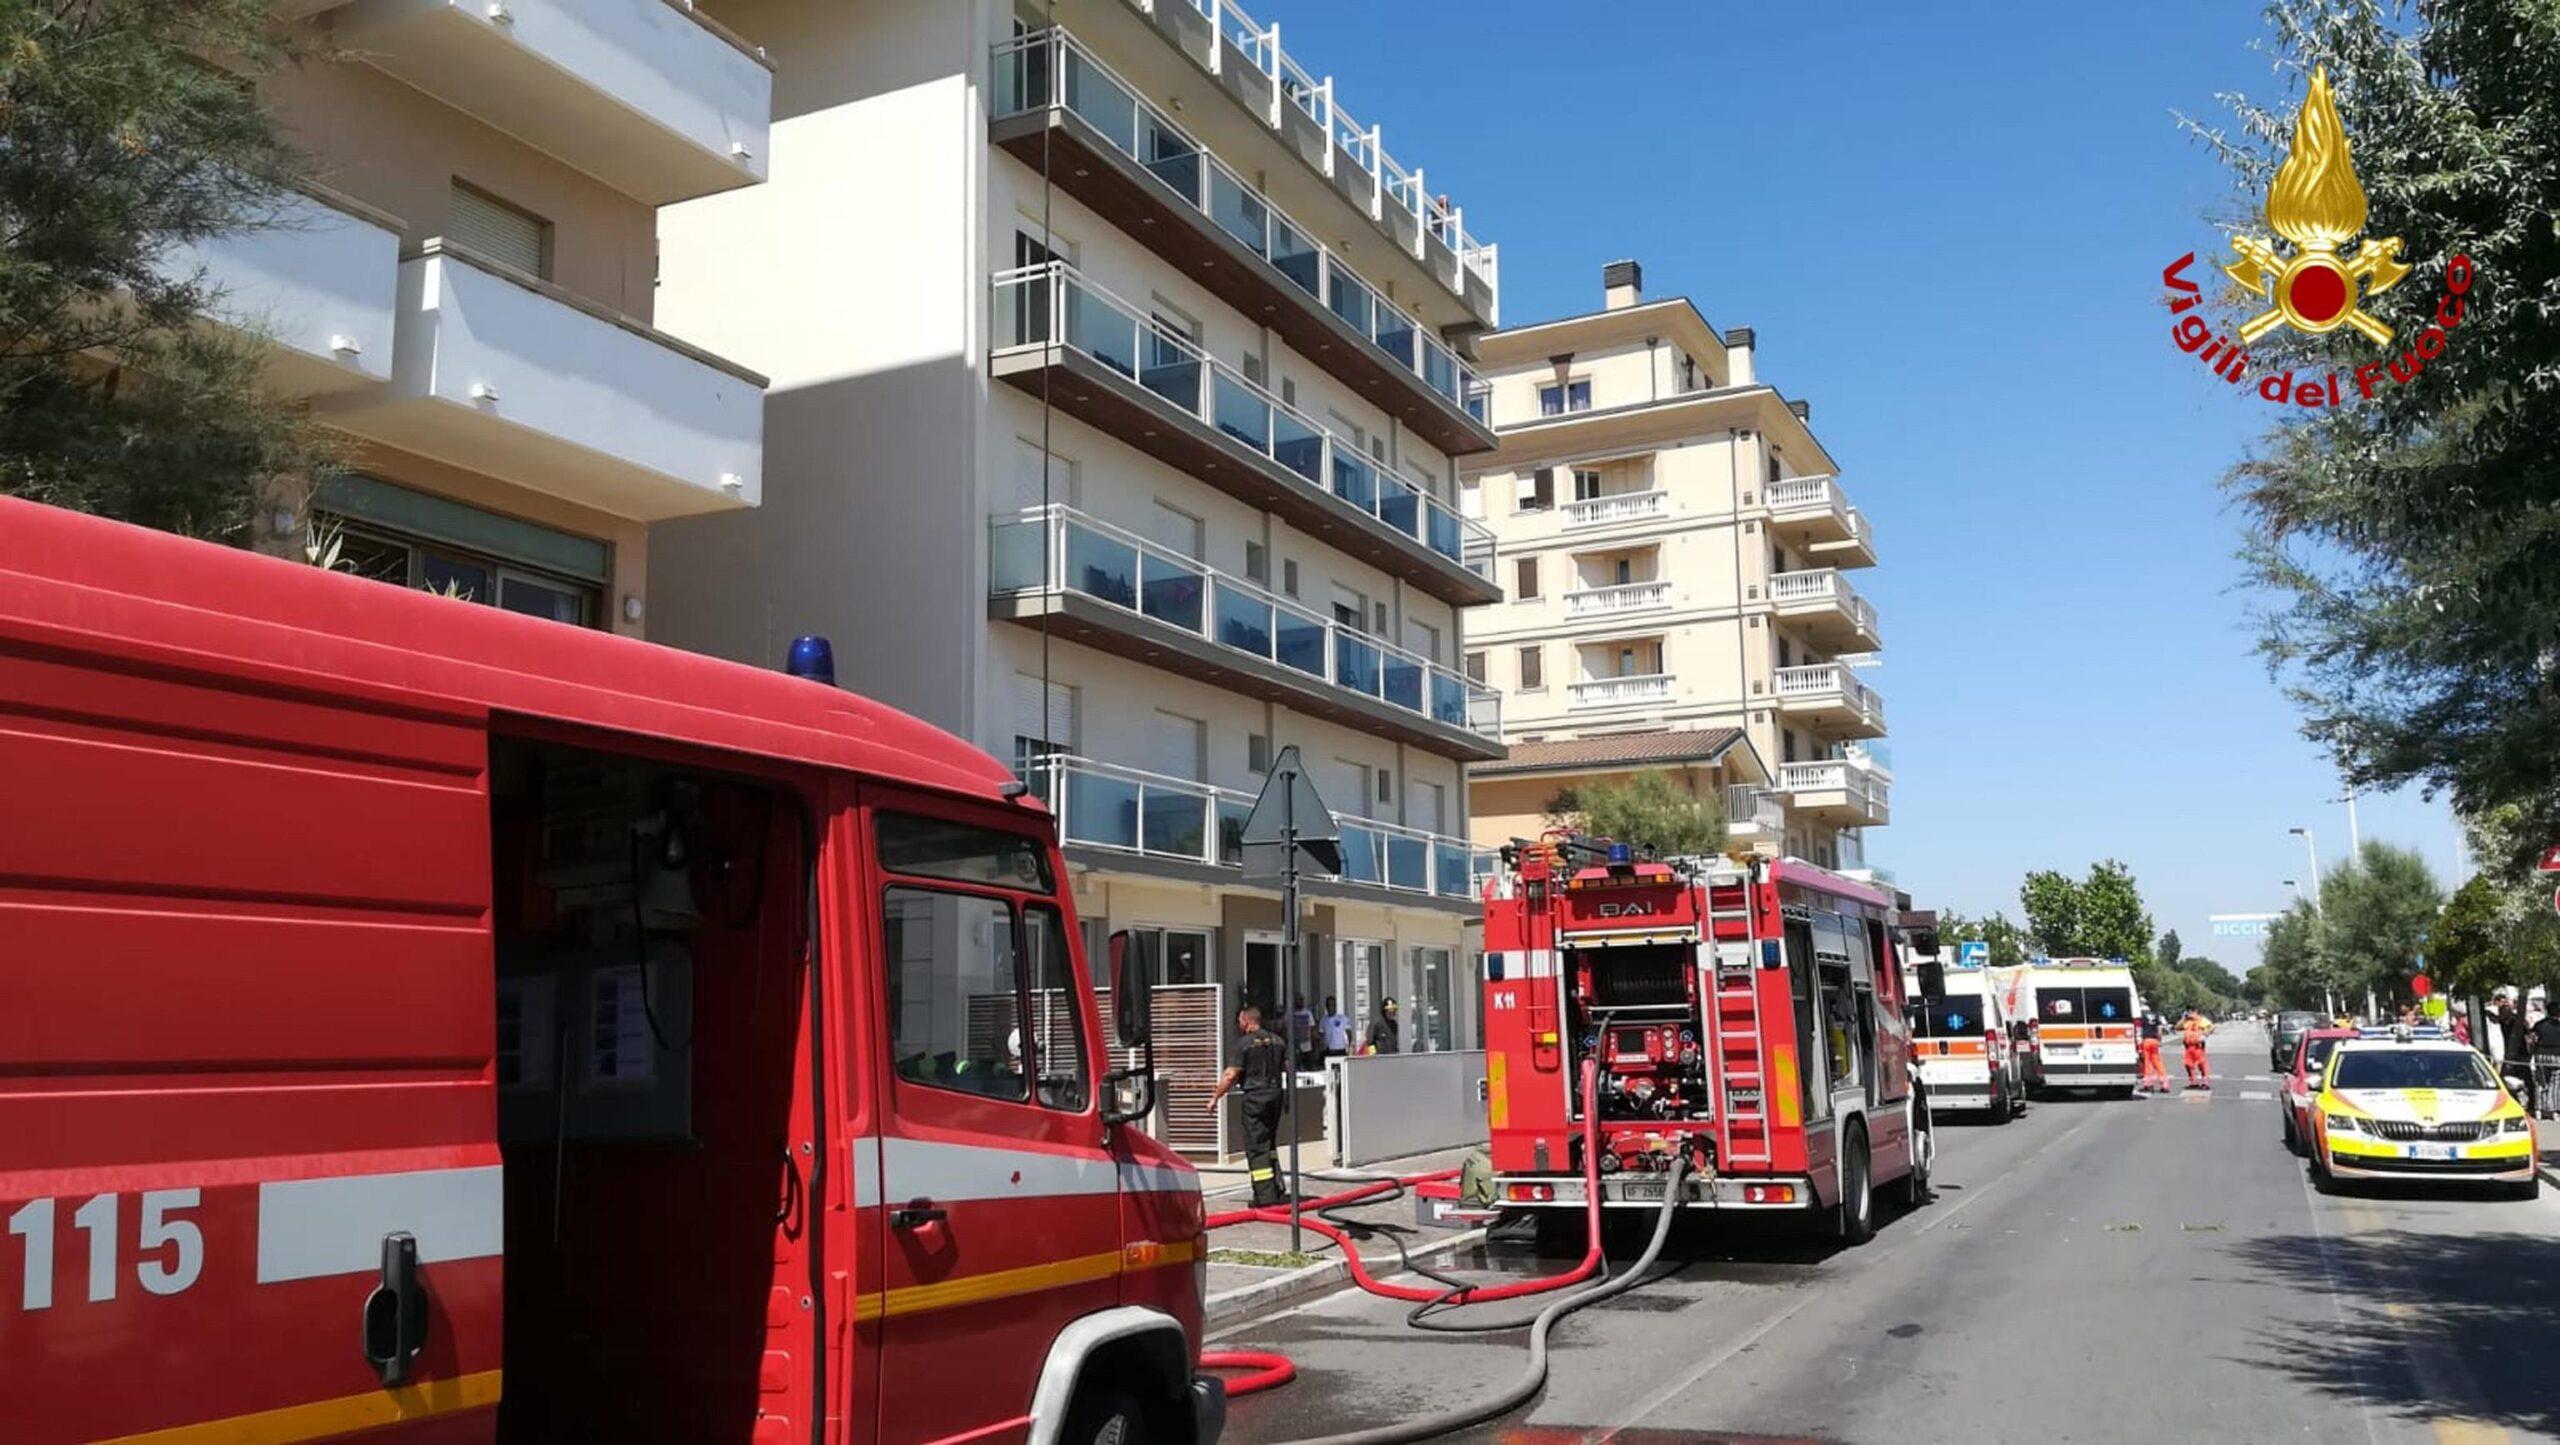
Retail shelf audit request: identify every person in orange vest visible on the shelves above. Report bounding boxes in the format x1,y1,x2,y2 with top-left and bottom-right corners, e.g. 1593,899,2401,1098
2136,1011,2172,1094
2178,1008,2214,1090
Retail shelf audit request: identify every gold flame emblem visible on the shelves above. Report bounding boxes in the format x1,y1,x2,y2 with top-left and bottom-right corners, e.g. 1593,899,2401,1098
2225,67,2409,344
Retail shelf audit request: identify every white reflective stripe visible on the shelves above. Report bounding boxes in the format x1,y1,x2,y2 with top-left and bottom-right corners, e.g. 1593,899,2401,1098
854,1138,1201,1209
1523,949,1556,978
255,1166,502,1283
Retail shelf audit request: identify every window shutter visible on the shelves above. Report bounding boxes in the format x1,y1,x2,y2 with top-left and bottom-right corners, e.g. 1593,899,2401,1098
449,184,545,277
1533,468,1555,510
1013,672,1076,748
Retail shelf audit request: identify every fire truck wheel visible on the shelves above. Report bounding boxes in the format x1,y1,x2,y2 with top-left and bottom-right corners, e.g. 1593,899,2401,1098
1831,1130,1876,1246
1061,1384,1150,1445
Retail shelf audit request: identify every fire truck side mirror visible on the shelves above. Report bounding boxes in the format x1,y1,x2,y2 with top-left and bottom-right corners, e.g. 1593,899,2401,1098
1109,929,1157,1049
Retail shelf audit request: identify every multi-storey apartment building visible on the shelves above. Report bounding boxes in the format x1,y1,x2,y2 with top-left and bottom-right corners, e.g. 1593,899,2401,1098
1462,262,1889,874
191,0,772,633
645,0,1509,1092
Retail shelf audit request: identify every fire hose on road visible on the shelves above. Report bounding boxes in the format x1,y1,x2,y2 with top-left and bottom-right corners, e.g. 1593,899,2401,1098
1196,1059,1695,1443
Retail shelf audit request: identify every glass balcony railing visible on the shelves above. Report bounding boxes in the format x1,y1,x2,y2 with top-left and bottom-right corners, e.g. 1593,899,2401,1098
1025,753,1491,900
992,261,1497,582
991,503,1502,745
991,28,1493,422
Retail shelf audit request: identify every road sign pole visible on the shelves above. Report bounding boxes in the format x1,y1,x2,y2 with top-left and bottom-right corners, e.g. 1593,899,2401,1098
1282,771,1301,1253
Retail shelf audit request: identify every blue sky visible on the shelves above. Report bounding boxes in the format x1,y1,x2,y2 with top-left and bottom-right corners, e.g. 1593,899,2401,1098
1267,0,2463,965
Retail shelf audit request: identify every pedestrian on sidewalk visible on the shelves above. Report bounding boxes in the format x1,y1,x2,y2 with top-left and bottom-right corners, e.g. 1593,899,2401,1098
2137,1011,2171,1094
2526,1002,2560,1118
2178,1008,2213,1090
1290,993,1320,1070
1369,996,1401,1055
1320,995,1351,1060
1206,1002,1291,1207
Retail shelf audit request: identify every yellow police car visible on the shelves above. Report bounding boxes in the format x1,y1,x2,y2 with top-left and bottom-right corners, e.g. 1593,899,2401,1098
2309,1030,2539,1198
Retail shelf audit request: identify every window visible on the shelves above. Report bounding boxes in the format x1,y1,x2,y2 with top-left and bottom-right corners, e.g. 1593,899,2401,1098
1464,650,1487,684
450,181,549,278
1573,469,1602,502
1518,645,1544,690
1023,906,1088,1110
1538,379,1592,416
1245,540,1269,583
1373,601,1390,635
1280,377,1298,408
1242,353,1265,386
1376,769,1392,805
1247,733,1271,774
1613,557,1633,586
876,811,1054,891
1767,454,1783,484
1012,673,1076,784
1514,557,1539,600
1282,559,1301,597
314,475,607,630
885,888,1026,1101
1515,468,1554,513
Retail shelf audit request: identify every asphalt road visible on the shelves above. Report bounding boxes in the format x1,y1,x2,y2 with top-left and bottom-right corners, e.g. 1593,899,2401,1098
1212,1026,2560,1443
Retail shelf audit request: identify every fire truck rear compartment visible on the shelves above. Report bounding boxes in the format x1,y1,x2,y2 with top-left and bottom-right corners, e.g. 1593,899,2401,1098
489,738,809,1440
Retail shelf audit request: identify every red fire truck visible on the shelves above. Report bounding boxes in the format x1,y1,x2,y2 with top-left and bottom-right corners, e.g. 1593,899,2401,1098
1480,840,1933,1243
0,499,1220,1443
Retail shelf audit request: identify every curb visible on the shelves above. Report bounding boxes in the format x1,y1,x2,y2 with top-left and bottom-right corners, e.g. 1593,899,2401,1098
1205,1227,1487,1329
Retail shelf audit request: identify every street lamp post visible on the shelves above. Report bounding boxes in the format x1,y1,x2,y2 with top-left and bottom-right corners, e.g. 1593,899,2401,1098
2289,826,2330,1016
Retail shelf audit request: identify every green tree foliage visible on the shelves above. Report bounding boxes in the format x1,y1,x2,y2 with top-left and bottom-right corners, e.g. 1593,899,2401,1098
2259,901,2331,1009
2319,841,2445,1005
2021,861,2155,962
0,0,337,537
2185,1,2560,862
1545,770,1725,858
1940,910,2028,969
2173,954,2245,998
2431,806,2560,997
2158,928,2184,971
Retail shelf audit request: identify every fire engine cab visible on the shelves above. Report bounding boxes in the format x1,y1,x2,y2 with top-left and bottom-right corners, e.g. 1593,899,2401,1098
0,500,1221,1444
1480,839,1933,1244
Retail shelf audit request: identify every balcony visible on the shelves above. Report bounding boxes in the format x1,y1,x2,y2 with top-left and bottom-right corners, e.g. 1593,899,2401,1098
990,263,1497,606
333,0,770,205
1779,758,1891,829
327,240,764,522
1812,508,1877,569
1765,475,1853,546
1027,754,1489,904
987,29,1494,455
1771,664,1887,739
1564,580,1672,619
1563,489,1668,529
989,505,1503,761
1768,568,1881,652
1566,673,1673,710
168,185,400,397
1725,785,1786,853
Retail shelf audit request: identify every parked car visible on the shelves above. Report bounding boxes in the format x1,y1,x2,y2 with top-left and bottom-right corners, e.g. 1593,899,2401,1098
2279,1028,2356,1154
2272,1010,2325,1069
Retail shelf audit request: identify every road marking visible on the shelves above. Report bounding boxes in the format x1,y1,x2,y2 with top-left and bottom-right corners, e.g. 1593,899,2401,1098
2240,1090,2274,1100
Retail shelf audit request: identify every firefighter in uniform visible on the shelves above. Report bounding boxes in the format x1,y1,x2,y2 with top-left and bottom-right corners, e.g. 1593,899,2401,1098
1208,1003,1291,1207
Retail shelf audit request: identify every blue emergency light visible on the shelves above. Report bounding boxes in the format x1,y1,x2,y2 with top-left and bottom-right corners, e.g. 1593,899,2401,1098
1607,842,1633,866
786,634,836,686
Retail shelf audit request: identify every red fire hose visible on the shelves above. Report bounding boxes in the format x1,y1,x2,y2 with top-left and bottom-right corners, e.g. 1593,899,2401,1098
1199,1058,1607,1395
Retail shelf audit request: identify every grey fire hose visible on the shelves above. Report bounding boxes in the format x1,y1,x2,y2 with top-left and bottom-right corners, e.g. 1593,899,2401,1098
1278,1153,1693,1445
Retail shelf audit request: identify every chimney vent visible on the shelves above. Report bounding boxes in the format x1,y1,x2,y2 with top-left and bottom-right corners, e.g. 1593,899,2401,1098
1603,259,1642,311
1724,326,1756,387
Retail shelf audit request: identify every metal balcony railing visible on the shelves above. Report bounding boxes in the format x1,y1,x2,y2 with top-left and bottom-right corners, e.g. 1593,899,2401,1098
1562,489,1666,527
1564,580,1671,617
991,28,1492,419
1138,2,1497,293
990,504,1502,743
1025,753,1492,900
1725,785,1786,836
1566,673,1672,708
991,262,1495,580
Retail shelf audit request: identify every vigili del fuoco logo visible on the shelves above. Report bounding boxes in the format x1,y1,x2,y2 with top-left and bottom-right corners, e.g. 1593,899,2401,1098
2161,66,2473,406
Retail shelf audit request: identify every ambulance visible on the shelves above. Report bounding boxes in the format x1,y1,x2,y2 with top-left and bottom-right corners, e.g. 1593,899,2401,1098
0,500,1223,1443
1996,958,2144,1097
1907,943,2027,1121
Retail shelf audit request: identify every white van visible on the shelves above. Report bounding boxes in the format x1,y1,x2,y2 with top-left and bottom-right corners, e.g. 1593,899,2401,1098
2003,960,2145,1097
1909,959,2027,1121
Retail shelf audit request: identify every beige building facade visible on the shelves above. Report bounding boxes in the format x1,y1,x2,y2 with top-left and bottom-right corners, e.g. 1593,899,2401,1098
186,0,774,634
1462,261,1889,874
643,0,1509,1085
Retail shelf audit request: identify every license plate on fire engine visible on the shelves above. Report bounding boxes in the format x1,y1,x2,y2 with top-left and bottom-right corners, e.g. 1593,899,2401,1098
1620,1180,1668,1201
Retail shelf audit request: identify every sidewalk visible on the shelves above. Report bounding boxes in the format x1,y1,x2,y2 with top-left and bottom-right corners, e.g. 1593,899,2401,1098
1200,1141,1489,1328
2540,1135,2559,1191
